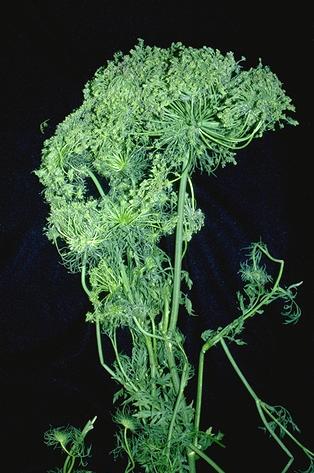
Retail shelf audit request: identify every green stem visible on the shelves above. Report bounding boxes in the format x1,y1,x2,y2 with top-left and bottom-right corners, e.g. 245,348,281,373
111,329,139,392
144,334,157,395
96,319,119,379
188,444,225,473
220,339,257,399
256,401,294,473
202,245,285,352
166,362,188,457
194,346,206,444
165,340,181,393
133,316,167,343
262,404,314,457
80,253,119,381
193,342,226,471
63,453,75,473
86,168,106,198
166,157,198,472
81,251,91,298
168,157,190,334
220,339,314,472
161,290,170,333
165,157,190,394
124,427,135,473
62,417,97,473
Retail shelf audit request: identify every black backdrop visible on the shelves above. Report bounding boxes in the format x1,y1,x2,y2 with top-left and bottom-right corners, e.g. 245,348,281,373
1,2,313,472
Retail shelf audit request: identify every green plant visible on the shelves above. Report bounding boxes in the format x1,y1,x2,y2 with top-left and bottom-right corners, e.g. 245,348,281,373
44,417,96,473
36,40,313,473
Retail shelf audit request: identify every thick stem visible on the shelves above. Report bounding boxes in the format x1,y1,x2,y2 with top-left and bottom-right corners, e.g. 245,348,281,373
168,158,190,334
166,157,199,472
165,157,190,397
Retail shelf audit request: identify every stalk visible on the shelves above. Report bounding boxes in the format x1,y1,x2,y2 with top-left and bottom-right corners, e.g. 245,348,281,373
144,334,157,395
168,157,190,334
164,156,198,473
188,445,225,473
165,157,190,391
193,346,206,443
85,168,106,198
219,339,314,472
166,362,189,454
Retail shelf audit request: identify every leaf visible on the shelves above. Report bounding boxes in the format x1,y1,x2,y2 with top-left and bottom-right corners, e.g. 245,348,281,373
113,388,124,404
184,295,194,316
201,329,215,342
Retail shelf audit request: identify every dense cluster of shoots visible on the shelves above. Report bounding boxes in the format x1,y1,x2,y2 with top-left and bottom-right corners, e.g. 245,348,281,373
36,40,313,473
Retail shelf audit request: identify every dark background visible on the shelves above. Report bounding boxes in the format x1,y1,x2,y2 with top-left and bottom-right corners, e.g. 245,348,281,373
1,2,313,472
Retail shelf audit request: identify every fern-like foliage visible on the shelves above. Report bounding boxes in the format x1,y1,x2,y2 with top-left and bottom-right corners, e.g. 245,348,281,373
36,40,311,473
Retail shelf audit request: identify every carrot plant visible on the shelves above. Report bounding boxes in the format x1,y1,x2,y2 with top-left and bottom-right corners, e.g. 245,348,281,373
36,40,313,473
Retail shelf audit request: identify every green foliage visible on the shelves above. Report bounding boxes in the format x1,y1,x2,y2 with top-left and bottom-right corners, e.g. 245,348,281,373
44,417,96,473
36,40,312,473
261,403,300,438
35,39,296,273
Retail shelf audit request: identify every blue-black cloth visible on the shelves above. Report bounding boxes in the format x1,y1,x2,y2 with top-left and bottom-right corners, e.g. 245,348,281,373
1,3,312,472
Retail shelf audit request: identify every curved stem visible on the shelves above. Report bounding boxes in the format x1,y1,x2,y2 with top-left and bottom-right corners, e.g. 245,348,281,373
85,168,106,198
80,253,120,382
95,319,119,380
81,251,91,298
202,245,285,352
111,329,139,392
63,453,75,473
124,427,135,473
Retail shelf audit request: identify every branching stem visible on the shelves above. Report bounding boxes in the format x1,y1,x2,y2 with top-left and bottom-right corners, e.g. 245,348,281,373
166,362,188,457
95,319,119,380
220,338,313,472
124,427,135,473
188,444,225,473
